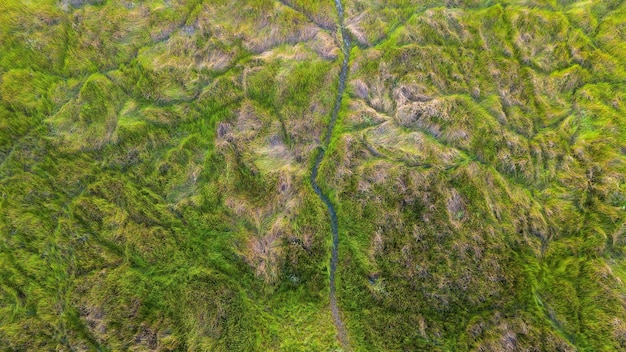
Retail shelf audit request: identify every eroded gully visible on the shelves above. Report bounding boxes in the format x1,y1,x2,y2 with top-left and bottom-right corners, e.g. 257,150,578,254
309,0,351,349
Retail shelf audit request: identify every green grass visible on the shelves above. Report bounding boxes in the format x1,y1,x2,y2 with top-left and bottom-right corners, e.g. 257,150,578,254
2,0,626,350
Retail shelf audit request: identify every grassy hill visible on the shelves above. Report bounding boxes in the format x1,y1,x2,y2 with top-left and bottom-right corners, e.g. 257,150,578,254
1,0,625,350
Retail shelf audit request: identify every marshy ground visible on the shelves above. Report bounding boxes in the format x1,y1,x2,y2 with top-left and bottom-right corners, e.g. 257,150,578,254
1,0,626,350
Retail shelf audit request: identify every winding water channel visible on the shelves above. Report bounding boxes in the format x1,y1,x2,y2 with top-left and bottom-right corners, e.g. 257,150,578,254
309,0,351,348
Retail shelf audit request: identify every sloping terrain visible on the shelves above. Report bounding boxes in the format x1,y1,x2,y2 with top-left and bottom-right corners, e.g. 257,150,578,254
1,0,625,351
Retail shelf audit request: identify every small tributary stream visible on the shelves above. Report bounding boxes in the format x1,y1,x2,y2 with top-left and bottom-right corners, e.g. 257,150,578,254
309,0,351,348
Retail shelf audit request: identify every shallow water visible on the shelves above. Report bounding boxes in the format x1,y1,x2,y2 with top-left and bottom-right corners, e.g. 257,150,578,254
309,0,351,348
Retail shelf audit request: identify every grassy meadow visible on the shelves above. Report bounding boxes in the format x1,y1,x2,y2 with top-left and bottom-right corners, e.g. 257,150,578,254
1,0,626,351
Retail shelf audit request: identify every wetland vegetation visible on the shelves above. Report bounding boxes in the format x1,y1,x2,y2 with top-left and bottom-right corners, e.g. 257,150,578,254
1,0,626,350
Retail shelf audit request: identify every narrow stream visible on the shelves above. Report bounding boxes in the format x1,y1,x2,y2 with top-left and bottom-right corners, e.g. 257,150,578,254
309,0,351,348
